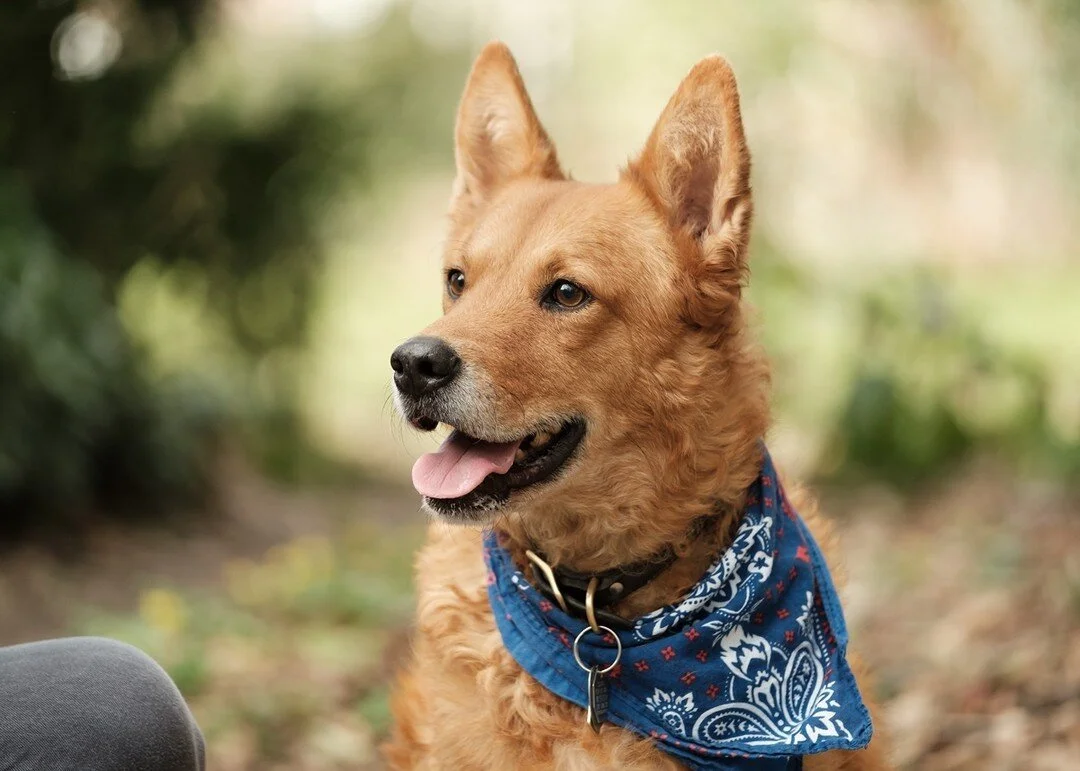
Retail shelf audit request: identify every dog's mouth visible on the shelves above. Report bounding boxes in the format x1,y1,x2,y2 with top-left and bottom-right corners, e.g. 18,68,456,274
410,418,586,520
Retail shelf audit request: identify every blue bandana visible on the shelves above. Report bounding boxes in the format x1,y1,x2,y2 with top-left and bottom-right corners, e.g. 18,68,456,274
483,448,873,770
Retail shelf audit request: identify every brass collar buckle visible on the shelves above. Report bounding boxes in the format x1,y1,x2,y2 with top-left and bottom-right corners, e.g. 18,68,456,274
525,549,569,614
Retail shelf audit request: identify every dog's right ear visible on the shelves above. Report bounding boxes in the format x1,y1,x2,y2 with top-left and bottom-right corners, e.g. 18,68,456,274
450,42,563,220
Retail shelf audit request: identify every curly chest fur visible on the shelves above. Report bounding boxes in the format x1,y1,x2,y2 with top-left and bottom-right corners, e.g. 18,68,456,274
385,525,682,770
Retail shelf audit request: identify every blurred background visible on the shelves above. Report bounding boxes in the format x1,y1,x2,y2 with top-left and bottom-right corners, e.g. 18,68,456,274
1,0,1078,768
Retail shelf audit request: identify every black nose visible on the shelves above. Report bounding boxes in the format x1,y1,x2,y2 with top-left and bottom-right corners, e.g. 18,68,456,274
391,336,462,397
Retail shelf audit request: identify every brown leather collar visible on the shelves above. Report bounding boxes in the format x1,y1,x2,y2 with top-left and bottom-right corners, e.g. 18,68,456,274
528,515,717,630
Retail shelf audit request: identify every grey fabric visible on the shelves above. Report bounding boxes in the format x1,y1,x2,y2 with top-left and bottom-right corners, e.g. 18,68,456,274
0,637,205,771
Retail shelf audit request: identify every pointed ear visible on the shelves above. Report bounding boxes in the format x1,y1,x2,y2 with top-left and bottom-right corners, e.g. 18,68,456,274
627,56,753,325
451,42,563,217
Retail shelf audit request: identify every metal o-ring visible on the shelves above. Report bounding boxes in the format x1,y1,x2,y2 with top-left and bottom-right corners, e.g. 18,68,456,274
572,625,623,674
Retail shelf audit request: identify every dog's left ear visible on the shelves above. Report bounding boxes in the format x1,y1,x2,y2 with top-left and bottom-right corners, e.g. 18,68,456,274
450,42,564,221
627,56,752,327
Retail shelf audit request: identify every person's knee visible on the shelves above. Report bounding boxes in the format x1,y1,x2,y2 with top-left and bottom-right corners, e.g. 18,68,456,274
74,637,205,770
37,637,205,771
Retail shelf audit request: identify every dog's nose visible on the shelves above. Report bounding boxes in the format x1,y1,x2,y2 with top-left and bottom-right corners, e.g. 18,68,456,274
391,336,462,397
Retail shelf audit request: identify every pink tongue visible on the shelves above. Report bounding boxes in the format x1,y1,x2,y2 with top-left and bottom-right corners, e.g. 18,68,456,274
412,432,522,499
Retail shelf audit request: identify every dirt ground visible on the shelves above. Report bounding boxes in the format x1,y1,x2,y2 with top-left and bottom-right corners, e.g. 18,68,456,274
0,453,419,647
834,462,1080,769
0,456,1076,770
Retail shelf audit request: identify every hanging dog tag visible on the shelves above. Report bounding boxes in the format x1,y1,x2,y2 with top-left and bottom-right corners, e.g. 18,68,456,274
586,665,609,732
574,625,620,733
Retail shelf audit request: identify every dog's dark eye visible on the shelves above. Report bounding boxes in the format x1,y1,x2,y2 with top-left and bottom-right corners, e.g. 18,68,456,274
447,269,466,298
543,279,590,310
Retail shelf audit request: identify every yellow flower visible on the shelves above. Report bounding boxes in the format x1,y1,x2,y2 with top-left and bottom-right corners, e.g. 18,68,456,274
139,588,188,636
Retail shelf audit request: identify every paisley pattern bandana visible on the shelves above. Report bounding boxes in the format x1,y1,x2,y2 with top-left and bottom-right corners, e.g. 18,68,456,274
483,447,873,770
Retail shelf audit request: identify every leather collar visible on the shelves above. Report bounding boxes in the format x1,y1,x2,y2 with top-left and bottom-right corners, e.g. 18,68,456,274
528,515,717,630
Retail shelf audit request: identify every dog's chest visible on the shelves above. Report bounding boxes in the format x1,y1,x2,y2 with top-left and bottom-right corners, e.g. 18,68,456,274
410,525,683,770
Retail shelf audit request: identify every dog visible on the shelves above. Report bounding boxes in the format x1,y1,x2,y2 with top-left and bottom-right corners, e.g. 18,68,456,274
384,42,891,770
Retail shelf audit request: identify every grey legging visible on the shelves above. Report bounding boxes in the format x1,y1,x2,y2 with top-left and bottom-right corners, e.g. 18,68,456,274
0,637,205,770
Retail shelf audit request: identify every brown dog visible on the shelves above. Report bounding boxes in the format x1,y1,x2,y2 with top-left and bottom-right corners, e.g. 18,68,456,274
384,42,891,770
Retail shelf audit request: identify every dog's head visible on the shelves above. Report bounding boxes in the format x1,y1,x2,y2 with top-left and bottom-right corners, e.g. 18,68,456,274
393,43,767,541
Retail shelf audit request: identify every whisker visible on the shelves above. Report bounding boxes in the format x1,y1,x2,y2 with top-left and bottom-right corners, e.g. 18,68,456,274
382,386,409,451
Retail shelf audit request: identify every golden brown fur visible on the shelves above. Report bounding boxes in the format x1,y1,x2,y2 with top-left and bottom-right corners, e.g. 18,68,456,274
385,42,892,770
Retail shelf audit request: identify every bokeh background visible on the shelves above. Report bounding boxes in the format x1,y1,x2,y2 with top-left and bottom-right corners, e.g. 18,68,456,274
2,1,1078,768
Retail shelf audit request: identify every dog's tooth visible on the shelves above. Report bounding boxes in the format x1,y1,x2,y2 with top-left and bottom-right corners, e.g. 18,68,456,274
533,431,552,448
514,448,527,464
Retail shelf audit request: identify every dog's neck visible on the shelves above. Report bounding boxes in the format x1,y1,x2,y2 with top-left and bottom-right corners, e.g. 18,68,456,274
496,356,770,617
496,470,754,618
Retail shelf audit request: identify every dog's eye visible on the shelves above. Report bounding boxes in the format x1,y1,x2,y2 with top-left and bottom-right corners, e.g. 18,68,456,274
447,269,466,298
544,280,590,310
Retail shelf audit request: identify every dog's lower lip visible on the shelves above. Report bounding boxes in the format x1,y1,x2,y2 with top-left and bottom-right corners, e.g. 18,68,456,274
411,416,438,431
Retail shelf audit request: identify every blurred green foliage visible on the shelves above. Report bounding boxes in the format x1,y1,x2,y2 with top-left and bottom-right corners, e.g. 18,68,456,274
820,273,1079,487
0,1,465,536
0,181,215,536
747,240,1077,489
